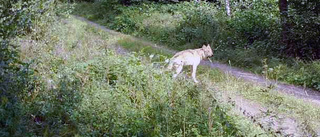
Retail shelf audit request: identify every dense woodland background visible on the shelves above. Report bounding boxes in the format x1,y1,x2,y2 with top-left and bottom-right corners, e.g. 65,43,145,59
77,0,320,59
1,0,319,136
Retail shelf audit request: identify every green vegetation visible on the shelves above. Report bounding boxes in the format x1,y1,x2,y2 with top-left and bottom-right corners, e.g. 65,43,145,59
203,68,320,135
2,0,319,136
116,34,320,136
1,1,262,134
73,1,320,91
118,37,173,57
0,0,71,135
74,2,219,49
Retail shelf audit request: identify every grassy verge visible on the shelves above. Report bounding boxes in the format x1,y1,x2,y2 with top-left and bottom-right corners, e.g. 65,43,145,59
118,37,173,57
202,68,320,135
72,1,320,91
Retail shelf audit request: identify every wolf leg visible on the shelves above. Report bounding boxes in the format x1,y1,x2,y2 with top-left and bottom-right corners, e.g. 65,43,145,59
167,61,173,70
173,65,183,78
192,65,199,83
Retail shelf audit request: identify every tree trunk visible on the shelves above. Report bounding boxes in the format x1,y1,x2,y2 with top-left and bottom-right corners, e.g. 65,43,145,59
225,0,231,16
279,0,292,55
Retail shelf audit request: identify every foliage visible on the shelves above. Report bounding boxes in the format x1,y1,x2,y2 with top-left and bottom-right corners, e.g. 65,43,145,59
230,0,279,45
73,1,121,28
210,0,281,57
284,0,320,60
111,5,143,34
175,2,218,46
0,0,72,136
80,0,320,89
266,60,320,90
73,1,320,91
0,40,34,136
74,2,219,49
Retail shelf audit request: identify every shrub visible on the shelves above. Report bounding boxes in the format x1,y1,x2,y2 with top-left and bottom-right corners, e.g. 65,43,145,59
175,2,219,47
268,61,320,91
228,0,279,47
0,0,72,135
74,2,219,48
111,5,142,34
140,12,180,45
0,40,35,136
284,0,320,60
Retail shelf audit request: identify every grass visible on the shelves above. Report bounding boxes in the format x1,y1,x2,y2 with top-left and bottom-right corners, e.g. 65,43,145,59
103,19,320,136
16,10,319,135
122,38,320,135
117,37,173,57
202,68,320,135
15,15,273,136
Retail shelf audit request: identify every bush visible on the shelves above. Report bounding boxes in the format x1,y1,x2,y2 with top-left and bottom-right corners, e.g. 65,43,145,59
140,11,180,45
228,0,279,47
111,5,142,34
74,2,219,49
175,2,218,47
284,0,320,60
0,40,35,136
268,61,320,91
0,0,72,136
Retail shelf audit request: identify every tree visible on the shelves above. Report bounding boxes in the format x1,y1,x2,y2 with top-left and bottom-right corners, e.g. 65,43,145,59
225,0,231,16
279,0,320,59
278,0,288,45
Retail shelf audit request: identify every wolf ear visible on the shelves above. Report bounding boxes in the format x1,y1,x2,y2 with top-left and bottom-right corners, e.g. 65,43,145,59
202,45,206,48
206,44,211,49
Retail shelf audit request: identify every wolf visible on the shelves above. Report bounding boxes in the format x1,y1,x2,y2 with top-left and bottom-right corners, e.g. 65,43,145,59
167,44,213,83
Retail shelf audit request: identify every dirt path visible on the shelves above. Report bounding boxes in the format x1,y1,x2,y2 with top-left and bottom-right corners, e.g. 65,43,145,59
222,91,303,136
200,61,320,105
74,15,320,136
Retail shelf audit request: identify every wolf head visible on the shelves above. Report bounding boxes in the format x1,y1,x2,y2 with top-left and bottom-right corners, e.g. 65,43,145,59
202,44,213,57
